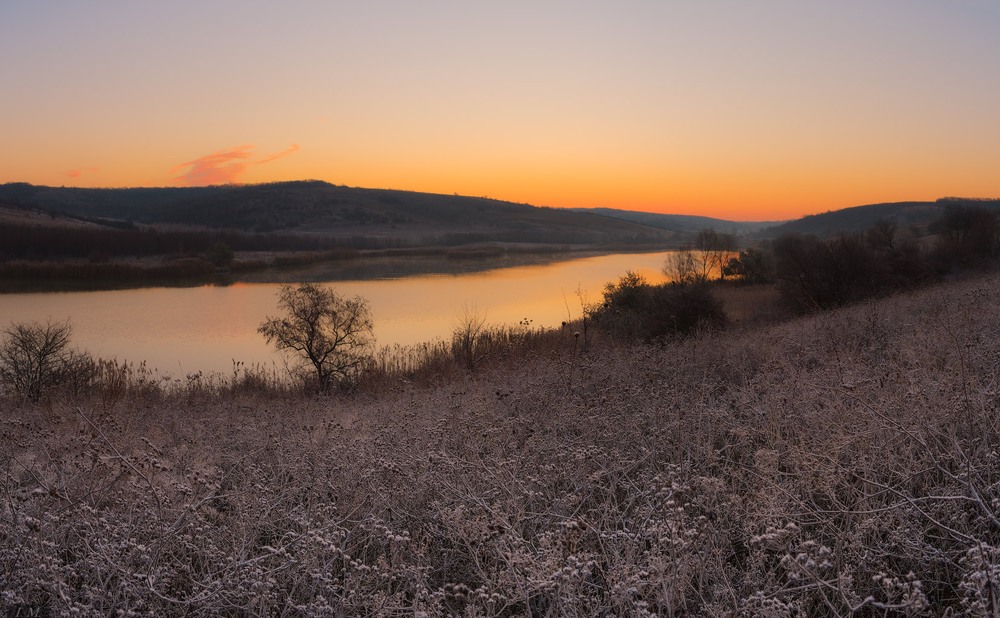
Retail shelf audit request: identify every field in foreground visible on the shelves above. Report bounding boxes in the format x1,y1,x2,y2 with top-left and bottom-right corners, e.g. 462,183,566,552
3,274,1000,615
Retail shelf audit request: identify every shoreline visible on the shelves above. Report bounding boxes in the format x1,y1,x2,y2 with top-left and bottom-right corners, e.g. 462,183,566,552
0,242,679,294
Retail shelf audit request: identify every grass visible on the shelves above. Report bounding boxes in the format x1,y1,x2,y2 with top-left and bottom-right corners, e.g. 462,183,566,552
3,272,1000,614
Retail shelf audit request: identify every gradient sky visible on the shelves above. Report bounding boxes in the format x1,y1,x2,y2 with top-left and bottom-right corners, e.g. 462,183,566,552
2,1,999,220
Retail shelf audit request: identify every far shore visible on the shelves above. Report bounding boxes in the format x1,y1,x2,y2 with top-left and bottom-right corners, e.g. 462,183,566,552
0,241,679,293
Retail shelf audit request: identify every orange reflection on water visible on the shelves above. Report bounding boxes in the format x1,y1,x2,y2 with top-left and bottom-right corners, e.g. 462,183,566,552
0,252,674,375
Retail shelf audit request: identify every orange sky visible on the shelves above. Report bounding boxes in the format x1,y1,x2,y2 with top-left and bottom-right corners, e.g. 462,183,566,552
2,1,999,221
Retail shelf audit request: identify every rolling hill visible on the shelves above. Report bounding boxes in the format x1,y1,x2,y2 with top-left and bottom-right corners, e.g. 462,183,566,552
754,198,1000,239
4,181,999,248
569,207,781,234
0,181,675,247
577,199,1000,241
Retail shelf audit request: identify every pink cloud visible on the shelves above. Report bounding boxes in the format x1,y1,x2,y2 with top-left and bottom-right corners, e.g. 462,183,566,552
172,145,254,186
172,143,301,186
257,143,300,164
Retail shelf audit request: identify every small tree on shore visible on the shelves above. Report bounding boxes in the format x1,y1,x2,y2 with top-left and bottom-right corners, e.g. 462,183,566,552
0,319,91,400
664,229,738,285
258,283,375,391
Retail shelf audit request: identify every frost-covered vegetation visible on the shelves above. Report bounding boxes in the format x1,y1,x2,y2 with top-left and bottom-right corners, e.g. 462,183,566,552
3,270,1000,614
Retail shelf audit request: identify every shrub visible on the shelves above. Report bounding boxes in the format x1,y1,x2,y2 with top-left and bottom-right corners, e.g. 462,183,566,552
931,204,1000,268
772,222,941,314
591,272,726,340
0,319,93,400
647,283,727,337
721,247,774,284
772,233,887,312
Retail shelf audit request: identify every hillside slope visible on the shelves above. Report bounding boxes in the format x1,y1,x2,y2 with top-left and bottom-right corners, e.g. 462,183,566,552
0,181,674,246
570,206,781,234
573,198,1000,241
757,197,1000,238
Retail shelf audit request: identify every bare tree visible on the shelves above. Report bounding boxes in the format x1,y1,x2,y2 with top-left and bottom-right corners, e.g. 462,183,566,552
866,219,898,253
664,229,738,285
451,306,487,371
258,283,375,391
694,228,738,281
0,319,90,400
663,249,703,285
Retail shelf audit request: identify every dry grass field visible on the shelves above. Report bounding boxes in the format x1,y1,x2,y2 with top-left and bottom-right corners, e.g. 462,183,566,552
3,273,1000,615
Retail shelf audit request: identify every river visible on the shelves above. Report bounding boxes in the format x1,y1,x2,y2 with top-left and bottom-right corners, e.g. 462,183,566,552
0,251,672,376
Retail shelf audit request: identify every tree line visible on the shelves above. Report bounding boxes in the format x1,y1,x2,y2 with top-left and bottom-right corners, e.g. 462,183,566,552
587,202,1000,340
0,222,342,261
763,202,1000,312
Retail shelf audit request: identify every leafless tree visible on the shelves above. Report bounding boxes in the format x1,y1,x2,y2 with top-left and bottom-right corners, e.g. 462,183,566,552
866,218,898,253
258,283,375,391
664,229,738,285
663,249,703,285
0,319,90,400
451,306,487,371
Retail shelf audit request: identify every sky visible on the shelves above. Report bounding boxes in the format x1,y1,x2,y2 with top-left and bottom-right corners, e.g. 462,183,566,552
2,1,999,221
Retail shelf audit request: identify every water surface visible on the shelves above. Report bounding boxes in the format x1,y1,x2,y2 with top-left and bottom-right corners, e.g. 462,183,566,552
0,251,671,375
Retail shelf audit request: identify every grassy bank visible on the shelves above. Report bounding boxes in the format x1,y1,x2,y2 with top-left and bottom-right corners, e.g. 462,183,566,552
3,272,1000,614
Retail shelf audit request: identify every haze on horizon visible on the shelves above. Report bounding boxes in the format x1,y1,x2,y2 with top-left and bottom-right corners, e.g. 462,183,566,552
2,1,999,221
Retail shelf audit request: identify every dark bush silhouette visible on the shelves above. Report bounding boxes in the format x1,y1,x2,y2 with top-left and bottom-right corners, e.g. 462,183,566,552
0,319,93,400
721,247,774,285
931,204,1000,269
647,284,727,337
772,233,888,312
591,272,726,340
772,221,939,313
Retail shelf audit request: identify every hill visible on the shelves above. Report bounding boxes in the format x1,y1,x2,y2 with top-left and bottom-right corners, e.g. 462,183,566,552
757,197,1000,239
0,181,675,247
572,199,1000,242
569,206,781,234
5,181,999,251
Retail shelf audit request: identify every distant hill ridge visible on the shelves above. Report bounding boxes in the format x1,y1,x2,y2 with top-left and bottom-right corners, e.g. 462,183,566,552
576,198,1000,239
759,198,1000,238
1,181,997,243
569,207,781,235
0,181,674,246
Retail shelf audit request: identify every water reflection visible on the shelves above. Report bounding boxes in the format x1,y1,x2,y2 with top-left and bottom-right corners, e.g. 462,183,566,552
0,251,672,375
230,250,638,283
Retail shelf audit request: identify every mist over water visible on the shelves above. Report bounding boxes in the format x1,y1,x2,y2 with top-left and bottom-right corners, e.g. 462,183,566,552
0,252,672,375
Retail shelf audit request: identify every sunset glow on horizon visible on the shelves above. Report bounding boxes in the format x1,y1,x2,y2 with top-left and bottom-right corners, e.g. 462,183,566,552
3,1,999,221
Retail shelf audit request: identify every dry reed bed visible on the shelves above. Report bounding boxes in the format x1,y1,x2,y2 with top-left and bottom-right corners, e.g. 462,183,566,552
3,274,1000,615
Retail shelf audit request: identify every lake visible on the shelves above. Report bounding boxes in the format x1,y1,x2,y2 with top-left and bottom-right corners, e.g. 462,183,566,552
0,251,672,376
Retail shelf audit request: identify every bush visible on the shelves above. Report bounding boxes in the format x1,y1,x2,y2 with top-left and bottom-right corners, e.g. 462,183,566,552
0,319,93,400
772,233,887,312
931,204,1000,269
772,223,941,314
721,247,774,284
648,284,727,337
591,272,726,340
